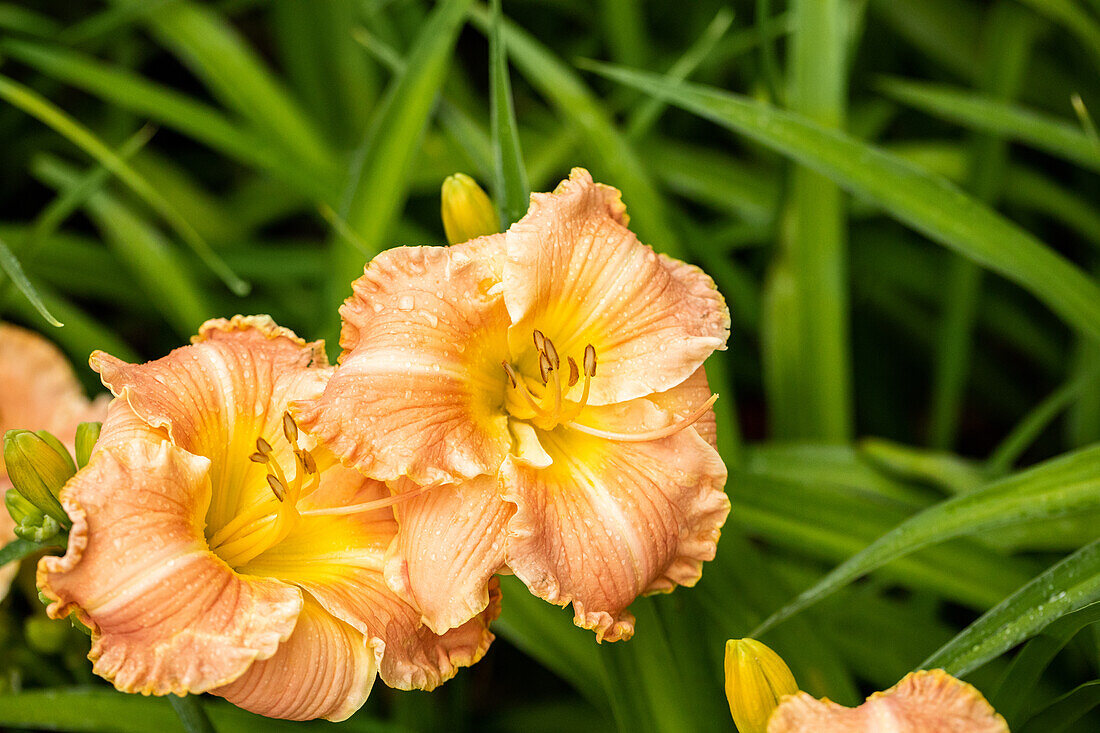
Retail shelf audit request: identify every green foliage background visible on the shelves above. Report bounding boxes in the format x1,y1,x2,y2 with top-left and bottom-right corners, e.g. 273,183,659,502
2,0,1100,730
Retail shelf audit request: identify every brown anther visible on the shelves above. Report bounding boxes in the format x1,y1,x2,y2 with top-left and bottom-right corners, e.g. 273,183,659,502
256,437,273,456
583,344,597,377
300,450,317,475
538,352,553,383
501,361,518,388
248,452,268,464
282,412,298,444
532,329,546,354
567,357,580,387
266,473,287,502
543,338,560,370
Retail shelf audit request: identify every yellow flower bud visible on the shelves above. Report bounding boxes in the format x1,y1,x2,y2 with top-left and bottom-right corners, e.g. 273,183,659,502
725,638,799,733
3,429,73,526
441,173,499,245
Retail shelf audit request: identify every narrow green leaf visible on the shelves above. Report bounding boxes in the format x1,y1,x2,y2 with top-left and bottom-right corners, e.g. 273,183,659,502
469,7,686,260
1018,681,1100,733
2,282,138,363
1013,0,1100,75
922,541,1100,677
879,77,1100,174
754,445,1100,635
992,602,1100,724
0,73,249,296
329,0,473,337
0,537,47,566
169,697,215,733
986,372,1092,475
0,236,61,327
0,2,59,36
489,0,530,226
584,63,1100,346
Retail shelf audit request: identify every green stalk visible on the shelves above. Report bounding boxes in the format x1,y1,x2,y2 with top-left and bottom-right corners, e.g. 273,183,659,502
928,2,1037,449
765,0,850,441
168,695,215,733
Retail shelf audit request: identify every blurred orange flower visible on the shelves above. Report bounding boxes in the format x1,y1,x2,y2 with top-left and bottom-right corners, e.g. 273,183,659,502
295,169,731,642
0,323,107,598
38,316,497,721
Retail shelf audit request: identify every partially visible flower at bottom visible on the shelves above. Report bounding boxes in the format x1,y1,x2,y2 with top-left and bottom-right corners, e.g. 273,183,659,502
0,323,108,599
37,316,498,721
724,637,1008,732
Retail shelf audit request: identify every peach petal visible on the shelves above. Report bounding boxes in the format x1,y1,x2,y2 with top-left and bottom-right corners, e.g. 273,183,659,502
0,323,108,453
212,596,379,722
37,433,302,695
90,315,332,538
293,237,513,485
240,464,497,691
768,670,1008,732
501,398,729,641
384,475,512,633
503,168,729,405
648,367,718,450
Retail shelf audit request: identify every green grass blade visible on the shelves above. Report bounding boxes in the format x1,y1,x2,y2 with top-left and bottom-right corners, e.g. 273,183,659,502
0,73,249,296
111,0,334,175
0,39,332,201
1019,681,1100,733
1013,0,1100,74
922,541,1100,677
0,3,59,36
768,0,851,442
328,0,474,337
2,282,137,363
991,602,1100,725
879,77,1100,174
468,7,686,260
986,373,1090,475
625,9,734,140
489,0,530,226
754,445,1100,634
0,235,61,327
584,63,1100,346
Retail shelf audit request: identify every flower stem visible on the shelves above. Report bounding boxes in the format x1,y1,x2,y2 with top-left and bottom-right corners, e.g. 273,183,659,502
169,695,216,733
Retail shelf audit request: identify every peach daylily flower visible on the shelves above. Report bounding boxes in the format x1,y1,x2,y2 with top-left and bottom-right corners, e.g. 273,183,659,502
0,323,107,599
767,670,1009,732
294,168,731,642
37,316,498,721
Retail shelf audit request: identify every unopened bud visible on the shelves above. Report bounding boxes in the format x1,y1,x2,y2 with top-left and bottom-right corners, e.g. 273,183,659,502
724,638,799,733
3,430,72,527
74,422,102,468
6,488,44,527
441,173,499,245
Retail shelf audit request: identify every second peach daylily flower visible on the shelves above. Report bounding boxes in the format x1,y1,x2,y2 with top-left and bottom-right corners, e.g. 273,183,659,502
0,323,107,599
295,168,731,641
38,316,497,721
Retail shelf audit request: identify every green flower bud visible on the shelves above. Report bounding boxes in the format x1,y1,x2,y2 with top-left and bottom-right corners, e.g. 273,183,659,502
5,488,44,527
25,616,68,654
13,514,62,544
3,429,72,526
725,638,799,733
441,173,500,245
74,422,102,468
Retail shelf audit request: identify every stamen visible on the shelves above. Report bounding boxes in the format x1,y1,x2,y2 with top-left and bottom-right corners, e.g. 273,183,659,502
299,484,437,517
538,353,553,384
533,329,546,354
282,412,298,444
501,360,518,388
248,452,268,464
266,473,286,502
256,437,273,456
299,449,317,475
566,394,719,442
583,344,597,377
567,357,580,387
543,338,560,370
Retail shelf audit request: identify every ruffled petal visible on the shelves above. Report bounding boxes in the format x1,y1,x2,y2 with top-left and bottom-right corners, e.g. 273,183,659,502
503,168,729,405
293,238,513,485
767,670,1008,733
212,596,379,722
37,431,302,695
384,475,512,633
241,464,498,691
501,398,729,641
90,315,332,539
648,367,718,450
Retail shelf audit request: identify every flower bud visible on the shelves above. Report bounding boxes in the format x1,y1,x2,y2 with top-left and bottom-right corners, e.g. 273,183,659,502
6,487,44,526
75,422,102,468
3,429,73,526
725,638,799,733
441,173,499,245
